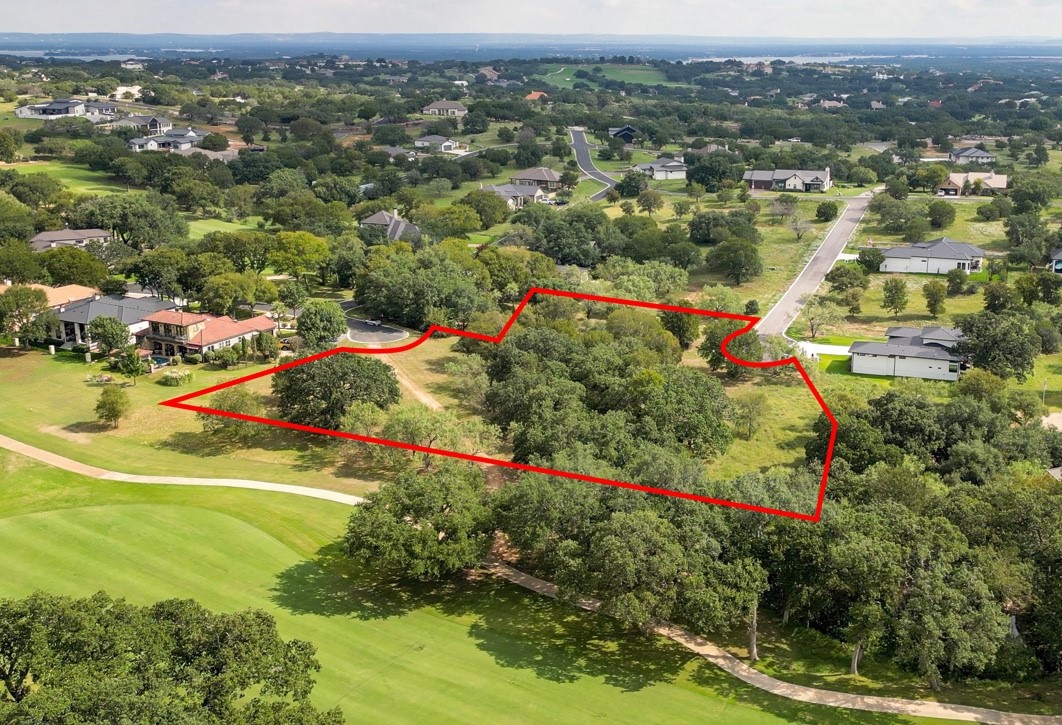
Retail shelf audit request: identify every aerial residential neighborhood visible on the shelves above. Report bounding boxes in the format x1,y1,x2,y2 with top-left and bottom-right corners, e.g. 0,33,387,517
0,16,1061,725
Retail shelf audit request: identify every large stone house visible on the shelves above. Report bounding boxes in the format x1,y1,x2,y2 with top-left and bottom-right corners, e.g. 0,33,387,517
879,238,984,274
141,310,277,357
849,327,964,382
937,172,1007,196
28,228,112,252
509,167,563,191
421,100,468,117
742,168,832,192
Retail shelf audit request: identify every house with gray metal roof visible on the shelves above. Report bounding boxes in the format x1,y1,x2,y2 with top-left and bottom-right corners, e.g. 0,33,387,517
879,238,984,274
949,147,996,165
509,167,563,190
29,228,112,252
849,326,965,381
54,295,178,350
484,183,547,209
421,100,468,117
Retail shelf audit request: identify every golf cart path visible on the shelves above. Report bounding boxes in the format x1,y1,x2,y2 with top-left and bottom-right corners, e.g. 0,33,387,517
1,432,1058,723
0,433,363,505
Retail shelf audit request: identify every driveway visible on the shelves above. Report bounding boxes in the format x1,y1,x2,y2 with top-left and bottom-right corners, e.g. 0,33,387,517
346,318,408,345
756,190,877,337
569,127,616,201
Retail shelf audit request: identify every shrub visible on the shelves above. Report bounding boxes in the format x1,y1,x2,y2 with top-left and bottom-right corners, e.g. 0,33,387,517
183,353,203,365
816,201,840,222
170,356,181,366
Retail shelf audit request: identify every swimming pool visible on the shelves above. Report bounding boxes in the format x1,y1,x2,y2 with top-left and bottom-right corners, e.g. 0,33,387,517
150,355,171,367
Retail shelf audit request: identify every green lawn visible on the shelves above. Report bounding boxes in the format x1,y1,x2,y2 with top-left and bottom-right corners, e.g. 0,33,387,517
185,214,265,239
5,160,129,195
0,452,944,724
850,199,1007,253
0,348,377,495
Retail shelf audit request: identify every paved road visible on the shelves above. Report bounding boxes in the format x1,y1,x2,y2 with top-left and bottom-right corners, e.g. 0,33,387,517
3,432,1060,723
569,127,616,201
756,190,876,337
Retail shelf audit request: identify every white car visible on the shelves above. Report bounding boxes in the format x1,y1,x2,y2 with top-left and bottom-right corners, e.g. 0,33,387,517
365,319,382,327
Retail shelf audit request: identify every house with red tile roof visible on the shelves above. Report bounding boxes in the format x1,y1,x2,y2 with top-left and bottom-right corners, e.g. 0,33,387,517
141,310,276,357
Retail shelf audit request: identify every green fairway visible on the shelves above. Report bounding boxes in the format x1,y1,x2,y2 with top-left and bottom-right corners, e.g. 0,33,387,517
185,214,265,239
0,452,941,724
5,160,130,195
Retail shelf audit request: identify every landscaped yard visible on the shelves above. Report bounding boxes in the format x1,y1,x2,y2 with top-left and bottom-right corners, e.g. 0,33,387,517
0,349,379,495
185,214,265,239
0,451,949,724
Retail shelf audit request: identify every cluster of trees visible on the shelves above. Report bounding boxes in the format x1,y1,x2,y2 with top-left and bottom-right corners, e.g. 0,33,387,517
0,592,342,723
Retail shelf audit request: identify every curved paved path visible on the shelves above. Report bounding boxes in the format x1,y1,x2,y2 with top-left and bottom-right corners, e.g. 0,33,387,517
0,433,364,505
1,432,1058,723
569,127,616,201
756,190,877,337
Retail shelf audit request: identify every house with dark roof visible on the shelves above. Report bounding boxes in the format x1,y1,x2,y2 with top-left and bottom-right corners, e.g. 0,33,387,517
54,295,178,349
742,168,832,192
421,100,468,117
635,157,687,181
15,99,86,119
879,238,984,274
849,326,965,381
28,228,112,252
141,310,276,357
509,167,562,190
359,210,422,243
1049,248,1062,275
484,183,547,209
950,147,996,165
608,125,638,144
110,115,173,136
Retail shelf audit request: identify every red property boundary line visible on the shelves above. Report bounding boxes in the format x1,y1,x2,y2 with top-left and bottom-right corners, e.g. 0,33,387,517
159,288,838,522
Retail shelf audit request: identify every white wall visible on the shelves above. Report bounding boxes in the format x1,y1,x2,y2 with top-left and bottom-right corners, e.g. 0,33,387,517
851,353,959,381
879,257,979,275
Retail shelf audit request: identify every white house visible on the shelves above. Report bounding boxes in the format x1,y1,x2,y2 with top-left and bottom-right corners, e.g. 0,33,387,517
949,147,996,165
879,238,984,274
849,326,964,382
1050,248,1062,275
743,168,832,192
635,157,688,181
413,135,460,152
15,99,85,118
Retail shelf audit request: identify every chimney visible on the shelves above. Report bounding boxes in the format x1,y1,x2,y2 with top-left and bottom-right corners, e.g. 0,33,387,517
393,208,400,219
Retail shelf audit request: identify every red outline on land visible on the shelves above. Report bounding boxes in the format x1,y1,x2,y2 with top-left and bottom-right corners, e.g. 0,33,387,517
159,288,838,521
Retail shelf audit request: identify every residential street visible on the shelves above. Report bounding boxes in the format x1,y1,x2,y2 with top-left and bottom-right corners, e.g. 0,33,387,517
755,189,877,337
568,127,616,200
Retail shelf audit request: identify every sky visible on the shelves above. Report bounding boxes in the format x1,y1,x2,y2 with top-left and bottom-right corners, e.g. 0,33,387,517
4,0,1062,38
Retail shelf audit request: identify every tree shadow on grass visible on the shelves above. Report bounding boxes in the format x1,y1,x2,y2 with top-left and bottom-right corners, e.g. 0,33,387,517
463,585,691,691
689,662,908,725
154,429,238,458
271,541,477,622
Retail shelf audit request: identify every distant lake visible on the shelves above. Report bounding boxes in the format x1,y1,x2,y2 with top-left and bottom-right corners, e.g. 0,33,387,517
686,54,912,64
0,50,147,61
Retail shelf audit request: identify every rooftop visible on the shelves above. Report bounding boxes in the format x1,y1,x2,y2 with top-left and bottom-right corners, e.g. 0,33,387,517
0,283,97,309
881,238,985,261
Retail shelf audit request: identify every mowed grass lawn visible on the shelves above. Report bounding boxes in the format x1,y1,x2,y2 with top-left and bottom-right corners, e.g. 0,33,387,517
0,452,949,724
185,214,265,239
0,348,379,495
850,199,1008,253
4,160,130,195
